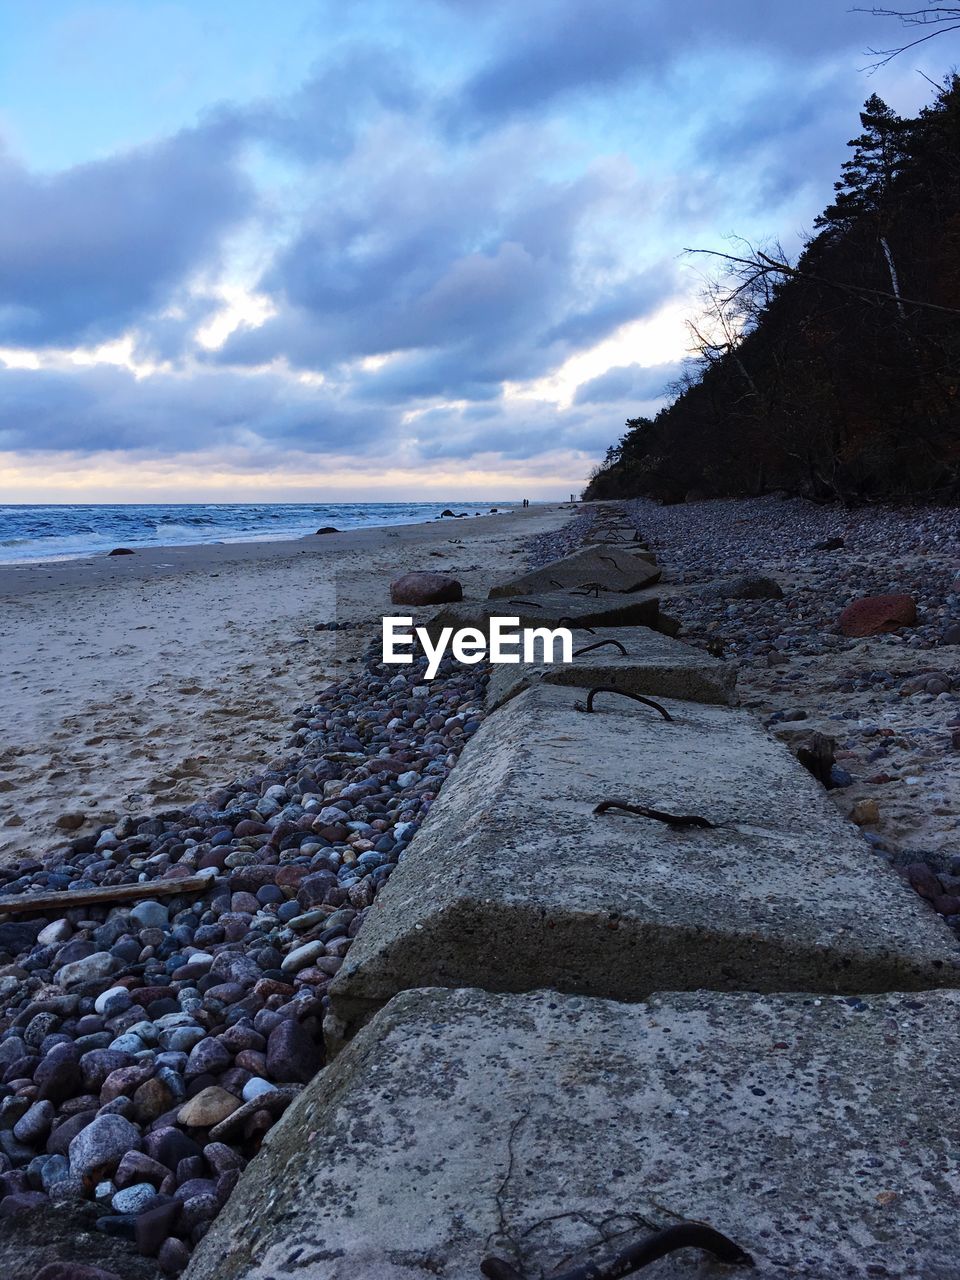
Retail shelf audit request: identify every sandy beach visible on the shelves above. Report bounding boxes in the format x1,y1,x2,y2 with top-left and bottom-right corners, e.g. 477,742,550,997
0,505,570,864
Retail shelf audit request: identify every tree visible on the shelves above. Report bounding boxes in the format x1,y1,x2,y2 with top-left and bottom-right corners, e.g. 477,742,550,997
816,96,913,314
817,96,911,226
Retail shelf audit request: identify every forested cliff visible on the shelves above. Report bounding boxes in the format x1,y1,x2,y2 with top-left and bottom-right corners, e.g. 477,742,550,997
584,77,960,504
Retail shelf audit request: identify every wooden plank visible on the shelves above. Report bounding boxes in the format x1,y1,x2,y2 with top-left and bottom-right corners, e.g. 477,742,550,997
0,873,212,917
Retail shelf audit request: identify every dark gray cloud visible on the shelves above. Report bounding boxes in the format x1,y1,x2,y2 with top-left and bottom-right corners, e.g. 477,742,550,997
215,143,679,401
574,361,683,405
0,362,394,456
407,395,622,461
452,0,874,125
0,358,616,471
0,123,254,347
207,43,424,162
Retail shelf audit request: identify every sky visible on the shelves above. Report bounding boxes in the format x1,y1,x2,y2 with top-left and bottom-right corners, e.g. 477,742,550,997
0,0,957,502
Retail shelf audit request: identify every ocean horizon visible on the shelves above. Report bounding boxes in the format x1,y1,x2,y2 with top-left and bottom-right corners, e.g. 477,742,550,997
0,500,517,565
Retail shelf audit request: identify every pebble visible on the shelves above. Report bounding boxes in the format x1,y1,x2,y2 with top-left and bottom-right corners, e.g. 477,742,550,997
130,901,169,929
280,941,324,974
241,1076,278,1103
68,1114,141,1181
111,1181,159,1214
177,1087,241,1128
56,953,121,991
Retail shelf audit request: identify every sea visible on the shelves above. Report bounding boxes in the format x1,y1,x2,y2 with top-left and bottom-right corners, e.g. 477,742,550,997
0,502,512,565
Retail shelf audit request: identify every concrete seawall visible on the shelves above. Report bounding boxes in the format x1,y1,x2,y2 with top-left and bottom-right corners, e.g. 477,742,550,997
484,624,736,709
188,985,960,1280
186,501,960,1280
326,682,959,1041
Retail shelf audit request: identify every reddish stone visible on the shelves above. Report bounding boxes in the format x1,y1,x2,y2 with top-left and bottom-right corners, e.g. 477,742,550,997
135,1199,181,1257
274,865,307,890
266,1018,322,1083
904,862,943,900
389,571,463,606
253,978,295,1001
129,986,175,1005
314,823,348,842
932,894,960,916
296,870,337,907
101,1060,155,1104
0,1191,48,1215
365,758,408,776
838,593,917,638
230,891,260,914
234,819,271,837
229,866,279,892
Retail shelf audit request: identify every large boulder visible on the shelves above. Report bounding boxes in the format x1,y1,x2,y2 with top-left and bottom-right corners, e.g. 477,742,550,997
389,572,463,606
839,593,917,637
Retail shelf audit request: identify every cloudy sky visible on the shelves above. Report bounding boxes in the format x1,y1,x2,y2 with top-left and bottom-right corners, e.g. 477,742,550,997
0,1,954,501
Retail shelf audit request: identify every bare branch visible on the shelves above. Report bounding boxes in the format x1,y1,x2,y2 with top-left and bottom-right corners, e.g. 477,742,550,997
684,247,960,316
852,6,960,68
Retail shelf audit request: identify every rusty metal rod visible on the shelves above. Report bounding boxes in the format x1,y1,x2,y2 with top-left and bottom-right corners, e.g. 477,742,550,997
594,799,716,830
480,1221,754,1278
579,686,673,721
572,640,627,657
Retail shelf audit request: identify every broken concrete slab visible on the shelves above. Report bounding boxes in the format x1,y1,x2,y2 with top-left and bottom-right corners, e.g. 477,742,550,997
187,985,960,1280
329,683,959,1035
486,625,736,710
488,545,660,599
421,590,661,641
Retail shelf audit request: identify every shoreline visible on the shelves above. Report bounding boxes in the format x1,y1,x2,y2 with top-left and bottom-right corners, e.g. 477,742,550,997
0,502,520,573
0,506,535,597
1,504,572,862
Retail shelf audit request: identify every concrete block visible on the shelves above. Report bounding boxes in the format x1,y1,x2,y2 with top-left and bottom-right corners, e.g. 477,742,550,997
488,546,660,599
422,590,661,641
329,684,959,1035
485,625,736,711
187,985,960,1280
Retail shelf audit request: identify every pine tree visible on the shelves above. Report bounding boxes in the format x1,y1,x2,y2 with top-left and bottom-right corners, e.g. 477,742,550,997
816,95,911,227
815,95,913,316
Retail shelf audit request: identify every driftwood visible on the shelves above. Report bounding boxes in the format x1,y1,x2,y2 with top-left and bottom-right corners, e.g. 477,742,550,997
0,874,212,918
